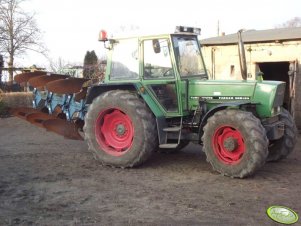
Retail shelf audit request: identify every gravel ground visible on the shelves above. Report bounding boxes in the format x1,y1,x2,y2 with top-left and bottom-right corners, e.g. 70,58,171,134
0,117,300,225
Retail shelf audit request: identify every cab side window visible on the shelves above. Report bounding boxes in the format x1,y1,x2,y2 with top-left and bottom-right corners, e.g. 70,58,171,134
110,39,139,80
143,39,174,79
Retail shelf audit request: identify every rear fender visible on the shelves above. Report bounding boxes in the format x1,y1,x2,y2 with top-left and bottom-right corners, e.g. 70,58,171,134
86,83,137,104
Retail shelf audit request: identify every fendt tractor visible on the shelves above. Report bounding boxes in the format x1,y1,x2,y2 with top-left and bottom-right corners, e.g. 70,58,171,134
12,27,297,178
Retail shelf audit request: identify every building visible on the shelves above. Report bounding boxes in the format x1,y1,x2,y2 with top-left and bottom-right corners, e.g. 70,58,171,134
201,27,301,128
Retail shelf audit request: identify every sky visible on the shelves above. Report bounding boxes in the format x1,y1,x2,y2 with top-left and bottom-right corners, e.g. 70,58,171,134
16,0,301,69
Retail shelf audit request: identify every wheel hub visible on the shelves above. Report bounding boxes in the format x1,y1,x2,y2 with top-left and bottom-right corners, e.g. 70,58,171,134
116,124,126,136
223,137,238,152
95,108,134,156
213,125,245,164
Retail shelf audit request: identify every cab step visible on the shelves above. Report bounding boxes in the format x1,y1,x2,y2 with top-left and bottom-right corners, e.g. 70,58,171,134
163,126,181,132
159,143,179,149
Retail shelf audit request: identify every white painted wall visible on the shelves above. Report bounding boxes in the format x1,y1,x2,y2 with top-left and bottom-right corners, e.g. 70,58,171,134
201,40,301,81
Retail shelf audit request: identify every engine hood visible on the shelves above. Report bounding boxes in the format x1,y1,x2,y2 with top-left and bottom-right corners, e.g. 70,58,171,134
188,79,286,117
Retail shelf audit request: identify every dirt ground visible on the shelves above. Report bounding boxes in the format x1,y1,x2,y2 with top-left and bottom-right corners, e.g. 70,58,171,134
0,117,300,226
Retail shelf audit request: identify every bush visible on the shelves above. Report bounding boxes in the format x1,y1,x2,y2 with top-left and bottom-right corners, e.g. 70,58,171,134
0,92,33,108
0,100,10,118
0,92,33,118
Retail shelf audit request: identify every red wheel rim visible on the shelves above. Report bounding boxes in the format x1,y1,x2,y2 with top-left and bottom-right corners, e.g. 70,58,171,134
95,108,134,156
212,125,245,164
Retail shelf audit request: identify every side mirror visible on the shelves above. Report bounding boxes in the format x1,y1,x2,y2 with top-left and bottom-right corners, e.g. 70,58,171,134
152,39,161,53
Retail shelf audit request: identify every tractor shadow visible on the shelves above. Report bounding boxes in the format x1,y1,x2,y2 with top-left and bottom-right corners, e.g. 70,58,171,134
143,143,214,173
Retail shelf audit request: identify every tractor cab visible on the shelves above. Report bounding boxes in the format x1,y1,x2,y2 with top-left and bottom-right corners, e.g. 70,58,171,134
100,27,208,117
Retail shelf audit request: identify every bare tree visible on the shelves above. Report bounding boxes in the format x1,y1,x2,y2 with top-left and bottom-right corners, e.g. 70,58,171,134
48,57,69,74
0,0,46,82
276,17,301,28
47,56,84,78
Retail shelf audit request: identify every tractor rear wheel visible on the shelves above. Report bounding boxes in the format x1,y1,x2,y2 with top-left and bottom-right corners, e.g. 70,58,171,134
267,108,297,162
202,109,268,178
84,90,157,167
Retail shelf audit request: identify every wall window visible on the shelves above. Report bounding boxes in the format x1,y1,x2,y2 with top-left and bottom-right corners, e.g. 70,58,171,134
230,65,235,77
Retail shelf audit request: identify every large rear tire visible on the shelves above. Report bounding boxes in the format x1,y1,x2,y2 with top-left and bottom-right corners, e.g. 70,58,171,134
84,90,157,167
202,109,268,178
267,109,297,162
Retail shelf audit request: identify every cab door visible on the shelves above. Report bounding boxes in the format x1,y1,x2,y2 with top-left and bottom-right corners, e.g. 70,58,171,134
141,38,182,117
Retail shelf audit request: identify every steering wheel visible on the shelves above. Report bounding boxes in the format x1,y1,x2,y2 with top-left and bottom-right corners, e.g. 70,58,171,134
162,68,173,77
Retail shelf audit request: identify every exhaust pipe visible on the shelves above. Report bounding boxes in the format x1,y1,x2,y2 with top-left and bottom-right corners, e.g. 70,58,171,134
237,29,247,81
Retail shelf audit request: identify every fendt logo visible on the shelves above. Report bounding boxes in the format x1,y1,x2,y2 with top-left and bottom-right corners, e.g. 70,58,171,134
267,206,299,224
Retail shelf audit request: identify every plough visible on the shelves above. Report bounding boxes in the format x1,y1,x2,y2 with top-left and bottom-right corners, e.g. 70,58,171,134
12,72,88,140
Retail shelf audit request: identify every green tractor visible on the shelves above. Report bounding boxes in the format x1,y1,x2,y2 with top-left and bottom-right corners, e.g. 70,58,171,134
12,27,297,178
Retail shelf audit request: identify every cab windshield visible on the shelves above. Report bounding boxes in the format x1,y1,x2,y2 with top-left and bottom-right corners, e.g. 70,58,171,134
172,35,207,79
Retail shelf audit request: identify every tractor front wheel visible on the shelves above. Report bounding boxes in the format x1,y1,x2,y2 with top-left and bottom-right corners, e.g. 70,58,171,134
202,109,268,178
267,108,297,162
84,90,157,167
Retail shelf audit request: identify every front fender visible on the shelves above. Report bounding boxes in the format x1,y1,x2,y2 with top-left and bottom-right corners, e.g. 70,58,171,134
198,101,254,140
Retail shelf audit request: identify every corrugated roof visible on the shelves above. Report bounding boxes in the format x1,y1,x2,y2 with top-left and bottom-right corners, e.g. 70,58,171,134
201,27,301,46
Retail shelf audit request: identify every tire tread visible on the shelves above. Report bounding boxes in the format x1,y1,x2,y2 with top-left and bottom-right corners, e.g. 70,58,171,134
84,90,157,168
202,109,268,178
